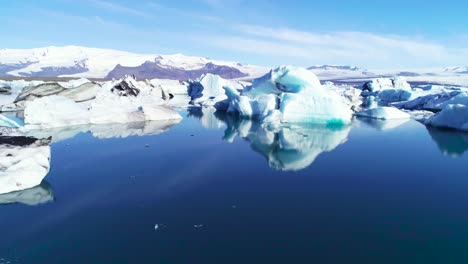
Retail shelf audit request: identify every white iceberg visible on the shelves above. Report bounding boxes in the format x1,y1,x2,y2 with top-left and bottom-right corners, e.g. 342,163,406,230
2,81,101,111
23,77,182,129
362,77,411,92
355,107,411,120
0,137,51,195
217,66,353,125
150,79,189,96
378,89,414,102
189,74,246,106
425,104,468,132
0,79,44,108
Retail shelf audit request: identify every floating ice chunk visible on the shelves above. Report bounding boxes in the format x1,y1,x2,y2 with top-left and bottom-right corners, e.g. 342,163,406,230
435,92,468,109
150,79,189,95
355,107,411,120
189,74,245,106
0,137,51,195
425,104,468,131
393,91,461,111
0,80,44,107
0,114,23,128
362,77,411,92
23,77,182,129
218,66,353,125
378,89,414,102
324,82,362,109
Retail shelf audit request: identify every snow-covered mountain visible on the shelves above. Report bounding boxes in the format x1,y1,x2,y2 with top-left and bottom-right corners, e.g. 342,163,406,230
0,46,267,80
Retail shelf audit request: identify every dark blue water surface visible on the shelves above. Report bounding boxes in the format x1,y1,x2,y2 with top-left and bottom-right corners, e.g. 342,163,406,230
1,109,468,263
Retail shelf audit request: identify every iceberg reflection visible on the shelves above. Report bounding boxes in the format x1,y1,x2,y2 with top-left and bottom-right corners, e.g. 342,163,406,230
357,117,409,131
0,181,53,206
216,113,351,171
187,107,225,129
427,127,468,157
24,119,181,143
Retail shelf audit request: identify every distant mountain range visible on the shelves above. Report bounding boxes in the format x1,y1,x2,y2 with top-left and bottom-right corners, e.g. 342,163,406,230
1,46,468,85
0,46,267,80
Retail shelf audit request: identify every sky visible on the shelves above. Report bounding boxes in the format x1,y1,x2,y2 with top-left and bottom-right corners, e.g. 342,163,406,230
1,0,468,69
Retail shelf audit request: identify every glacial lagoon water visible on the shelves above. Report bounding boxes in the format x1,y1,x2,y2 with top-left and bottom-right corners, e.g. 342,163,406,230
1,109,468,263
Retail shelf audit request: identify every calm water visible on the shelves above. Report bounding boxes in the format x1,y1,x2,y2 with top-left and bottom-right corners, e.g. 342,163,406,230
1,109,468,263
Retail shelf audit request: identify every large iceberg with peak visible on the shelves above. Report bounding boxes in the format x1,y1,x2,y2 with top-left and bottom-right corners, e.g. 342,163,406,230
216,66,353,125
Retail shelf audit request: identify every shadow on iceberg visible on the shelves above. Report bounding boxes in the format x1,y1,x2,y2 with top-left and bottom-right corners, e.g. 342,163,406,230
24,119,181,143
427,127,468,157
0,180,53,206
0,136,51,195
215,112,351,171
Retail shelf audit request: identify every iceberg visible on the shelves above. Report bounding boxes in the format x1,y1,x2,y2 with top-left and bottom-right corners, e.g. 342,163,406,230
188,73,246,106
425,104,468,132
3,81,101,111
0,136,51,195
355,107,411,120
150,79,189,96
378,89,414,102
0,114,23,128
0,79,44,108
23,76,182,129
216,66,353,125
362,77,411,92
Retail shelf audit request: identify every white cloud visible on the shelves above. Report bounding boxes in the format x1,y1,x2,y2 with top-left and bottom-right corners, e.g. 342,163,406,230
90,0,152,18
200,23,468,68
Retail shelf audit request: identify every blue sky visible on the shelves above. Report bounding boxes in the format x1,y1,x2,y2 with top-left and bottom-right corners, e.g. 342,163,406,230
1,0,468,68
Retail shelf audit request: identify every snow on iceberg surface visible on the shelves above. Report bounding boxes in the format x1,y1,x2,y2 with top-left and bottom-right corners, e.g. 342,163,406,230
24,95,90,128
217,66,353,125
425,104,468,132
355,107,411,120
0,137,51,195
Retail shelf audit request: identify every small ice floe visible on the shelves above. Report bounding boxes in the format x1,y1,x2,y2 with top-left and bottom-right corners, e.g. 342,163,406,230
194,224,204,228
154,224,159,231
